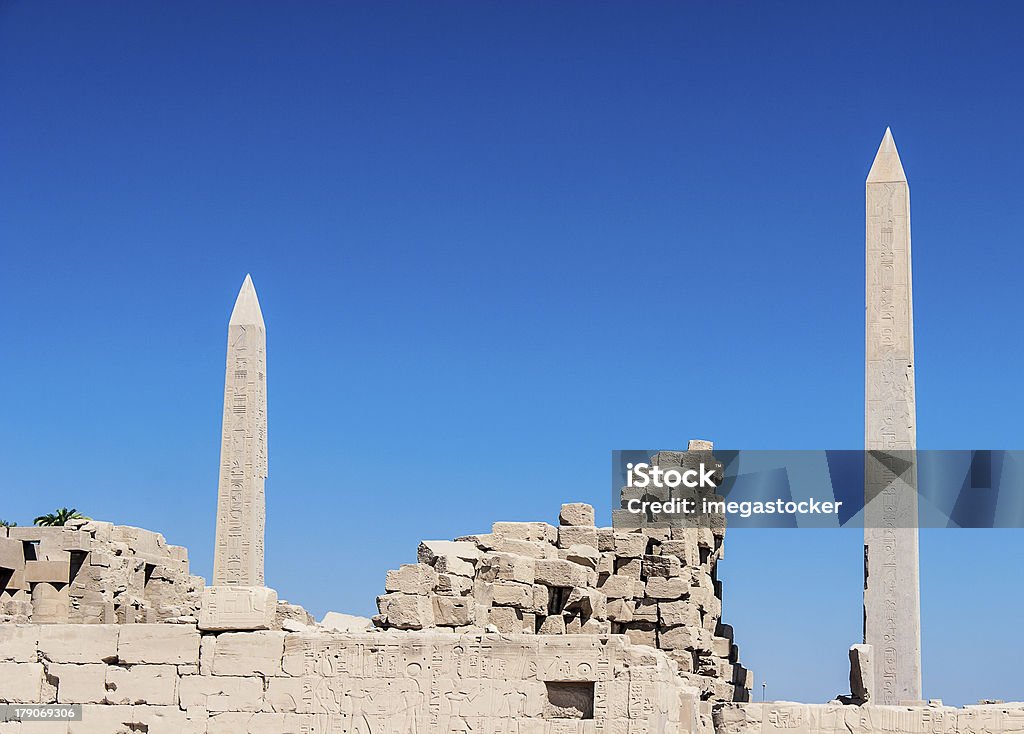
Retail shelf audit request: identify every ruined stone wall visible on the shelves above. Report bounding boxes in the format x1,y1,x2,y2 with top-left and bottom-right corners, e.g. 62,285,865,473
714,702,1024,734
0,521,204,625
375,501,751,703
0,623,708,733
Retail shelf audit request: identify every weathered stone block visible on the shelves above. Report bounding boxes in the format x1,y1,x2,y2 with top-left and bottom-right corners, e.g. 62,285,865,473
614,533,647,558
660,626,713,653
614,557,642,579
606,598,633,623
385,563,438,595
88,551,112,568
453,533,497,550
598,574,641,600
198,586,277,632
50,663,107,703
496,538,556,559
624,626,657,647
659,539,697,566
0,662,43,702
564,587,607,620
417,540,480,565
0,625,37,662
105,664,178,705
487,606,528,634
179,675,264,712
490,581,533,609
212,631,285,676
643,554,682,578
531,584,549,615
537,615,565,634
711,636,731,657
689,586,722,617
522,612,537,634
61,531,91,553
557,526,598,549
490,522,555,542
645,577,688,600
432,596,474,626
581,618,610,634
435,573,473,596
670,649,695,674
659,599,701,628
563,544,599,570
24,560,70,584
478,553,535,584
37,625,118,664
207,711,312,734
128,704,200,734
264,676,303,713
318,612,372,632
0,537,23,571
118,624,199,665
535,559,593,588
432,554,475,578
64,704,133,733
559,503,595,527
631,599,659,623
377,593,434,630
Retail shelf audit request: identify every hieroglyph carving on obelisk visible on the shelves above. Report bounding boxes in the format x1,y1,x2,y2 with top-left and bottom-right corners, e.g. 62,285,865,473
863,128,923,704
213,274,267,586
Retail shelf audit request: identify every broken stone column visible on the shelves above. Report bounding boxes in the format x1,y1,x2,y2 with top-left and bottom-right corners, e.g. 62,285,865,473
850,643,874,703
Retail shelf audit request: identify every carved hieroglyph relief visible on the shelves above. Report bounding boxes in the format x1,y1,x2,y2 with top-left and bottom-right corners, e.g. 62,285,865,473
268,632,689,734
715,703,1024,734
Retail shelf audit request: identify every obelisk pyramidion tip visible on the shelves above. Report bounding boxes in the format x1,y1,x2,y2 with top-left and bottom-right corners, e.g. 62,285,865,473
229,273,265,328
866,127,907,184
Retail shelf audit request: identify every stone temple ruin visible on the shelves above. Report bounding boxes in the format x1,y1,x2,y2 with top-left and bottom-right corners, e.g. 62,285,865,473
0,523,202,626
1,131,1023,732
376,491,751,704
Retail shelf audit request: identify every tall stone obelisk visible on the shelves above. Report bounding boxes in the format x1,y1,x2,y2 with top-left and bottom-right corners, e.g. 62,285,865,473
213,274,267,587
863,128,922,704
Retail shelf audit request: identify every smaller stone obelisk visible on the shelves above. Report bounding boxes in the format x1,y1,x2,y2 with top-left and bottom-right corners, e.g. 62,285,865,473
213,274,268,586
201,275,276,631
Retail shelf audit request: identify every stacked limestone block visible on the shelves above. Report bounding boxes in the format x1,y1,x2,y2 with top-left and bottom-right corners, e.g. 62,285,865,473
714,702,1024,734
0,624,707,734
374,501,752,703
0,520,205,625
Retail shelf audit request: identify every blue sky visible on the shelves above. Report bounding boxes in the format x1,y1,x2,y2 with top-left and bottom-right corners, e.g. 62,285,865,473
2,2,1022,706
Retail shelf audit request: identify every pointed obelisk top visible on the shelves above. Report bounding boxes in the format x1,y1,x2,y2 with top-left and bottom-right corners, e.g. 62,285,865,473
229,274,265,328
866,127,908,184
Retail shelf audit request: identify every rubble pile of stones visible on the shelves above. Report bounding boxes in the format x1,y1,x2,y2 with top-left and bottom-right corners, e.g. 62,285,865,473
375,502,752,702
0,520,205,625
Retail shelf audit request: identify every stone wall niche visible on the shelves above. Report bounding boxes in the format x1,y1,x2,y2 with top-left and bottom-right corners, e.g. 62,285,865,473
544,681,596,719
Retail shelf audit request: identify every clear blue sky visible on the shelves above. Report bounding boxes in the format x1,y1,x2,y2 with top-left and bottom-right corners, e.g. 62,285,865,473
2,2,1022,706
